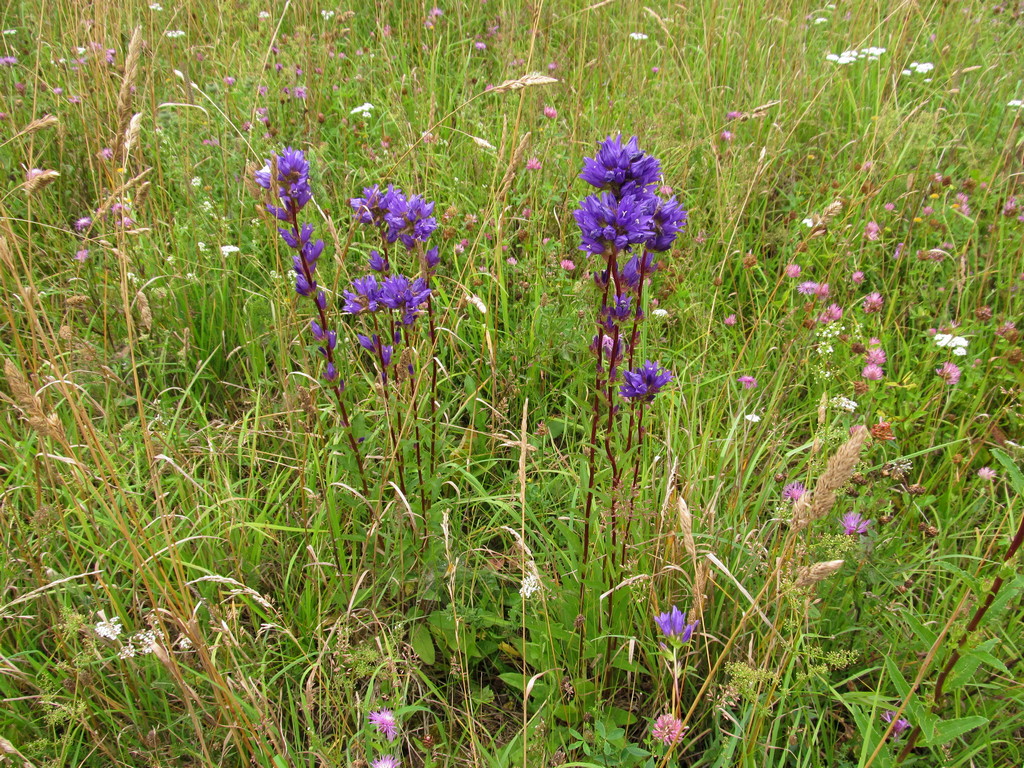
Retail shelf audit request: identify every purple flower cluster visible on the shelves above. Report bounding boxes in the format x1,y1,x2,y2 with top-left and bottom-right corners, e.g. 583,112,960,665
575,136,684,398
254,148,338,383
345,183,440,381
654,605,699,643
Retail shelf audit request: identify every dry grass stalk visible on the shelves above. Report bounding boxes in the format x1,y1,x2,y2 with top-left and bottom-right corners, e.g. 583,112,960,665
677,492,696,561
3,360,64,440
22,170,60,195
795,559,845,587
490,72,558,93
93,168,152,221
124,112,144,158
793,426,868,531
497,131,531,202
0,236,13,272
113,27,144,162
7,113,59,144
136,290,152,332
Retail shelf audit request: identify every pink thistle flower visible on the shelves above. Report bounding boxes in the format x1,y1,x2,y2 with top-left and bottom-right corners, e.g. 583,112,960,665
98,147,114,160
74,249,89,262
862,292,884,313
368,709,398,741
815,283,830,299
371,758,400,768
864,348,887,366
223,76,235,86
720,130,734,142
882,711,911,739
651,714,685,745
935,361,961,385
74,216,92,232
474,41,486,50
841,512,871,535
784,263,801,278
525,157,541,171
797,280,819,296
724,314,737,326
861,364,884,380
736,375,757,389
977,467,996,480
782,482,806,501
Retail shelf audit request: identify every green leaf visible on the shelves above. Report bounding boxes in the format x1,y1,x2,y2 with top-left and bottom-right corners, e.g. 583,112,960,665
920,715,988,747
409,623,435,665
992,449,1024,494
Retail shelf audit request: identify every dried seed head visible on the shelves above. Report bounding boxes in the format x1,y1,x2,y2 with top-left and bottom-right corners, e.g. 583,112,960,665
490,72,559,93
795,559,844,587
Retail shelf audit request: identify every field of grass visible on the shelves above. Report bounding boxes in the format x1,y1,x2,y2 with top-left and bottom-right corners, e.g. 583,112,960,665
2,1,1023,766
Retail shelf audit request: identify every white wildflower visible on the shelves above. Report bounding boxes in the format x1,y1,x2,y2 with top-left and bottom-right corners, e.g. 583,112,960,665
149,2,163,9
519,572,541,598
830,396,858,412
745,414,761,423
118,643,136,659
197,241,207,251
802,217,815,227
191,176,201,187
321,9,335,20
934,333,968,350
3,29,17,35
1008,100,1023,108
95,617,122,640
814,17,828,24
350,102,374,117
629,32,648,40
220,245,240,256
165,30,185,38
258,10,271,19
652,308,669,318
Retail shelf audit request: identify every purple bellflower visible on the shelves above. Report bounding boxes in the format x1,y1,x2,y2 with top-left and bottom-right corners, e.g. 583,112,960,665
654,605,699,643
619,360,673,402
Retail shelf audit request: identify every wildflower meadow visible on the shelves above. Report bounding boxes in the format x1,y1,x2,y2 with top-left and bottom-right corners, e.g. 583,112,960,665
2,1,1024,766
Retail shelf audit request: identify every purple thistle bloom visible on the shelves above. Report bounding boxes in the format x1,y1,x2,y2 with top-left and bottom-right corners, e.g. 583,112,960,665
841,512,871,535
654,605,698,642
579,134,662,196
797,280,819,296
817,303,843,324
575,191,656,256
881,711,911,739
620,360,673,402
368,708,398,741
782,482,806,501
74,216,93,232
371,757,400,768
737,375,757,389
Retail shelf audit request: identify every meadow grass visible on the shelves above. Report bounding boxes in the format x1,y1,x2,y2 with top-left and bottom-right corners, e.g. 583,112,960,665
1,1,1023,766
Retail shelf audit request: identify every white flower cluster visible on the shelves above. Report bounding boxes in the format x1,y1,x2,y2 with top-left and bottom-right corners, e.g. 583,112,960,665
1009,99,1023,109
935,333,968,355
902,61,934,76
629,32,649,41
220,245,240,256
149,2,163,9
321,9,335,20
258,11,271,19
95,617,122,640
519,572,541,598
118,628,163,659
745,413,761,423
350,102,374,117
165,30,185,38
826,46,886,65
830,396,858,412
812,321,845,381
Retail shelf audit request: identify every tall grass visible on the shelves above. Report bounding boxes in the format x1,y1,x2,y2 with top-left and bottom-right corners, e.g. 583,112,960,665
1,1,1023,767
